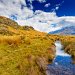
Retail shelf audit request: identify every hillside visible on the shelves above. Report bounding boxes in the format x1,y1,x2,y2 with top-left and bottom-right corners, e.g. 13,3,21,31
0,16,75,75
0,16,57,75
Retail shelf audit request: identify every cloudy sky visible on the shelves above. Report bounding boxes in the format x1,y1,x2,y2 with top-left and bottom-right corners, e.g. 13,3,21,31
0,0,75,33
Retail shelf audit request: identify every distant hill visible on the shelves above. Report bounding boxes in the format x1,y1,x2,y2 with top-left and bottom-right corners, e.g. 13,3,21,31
49,26,75,35
0,16,19,28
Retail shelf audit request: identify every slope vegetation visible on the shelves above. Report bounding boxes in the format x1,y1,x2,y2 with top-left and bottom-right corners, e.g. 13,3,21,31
0,16,57,75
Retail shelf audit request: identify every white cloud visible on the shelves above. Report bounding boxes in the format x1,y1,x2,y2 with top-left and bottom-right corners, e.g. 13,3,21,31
17,13,75,33
16,11,63,32
0,0,75,33
0,0,34,19
28,0,46,3
37,0,46,3
55,6,59,10
44,3,50,7
59,16,75,23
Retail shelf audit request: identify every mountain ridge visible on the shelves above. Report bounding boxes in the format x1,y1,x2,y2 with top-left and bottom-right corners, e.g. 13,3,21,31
49,26,75,35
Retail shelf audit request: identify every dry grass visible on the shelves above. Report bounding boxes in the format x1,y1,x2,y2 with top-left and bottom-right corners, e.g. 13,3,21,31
0,30,56,75
0,35,22,45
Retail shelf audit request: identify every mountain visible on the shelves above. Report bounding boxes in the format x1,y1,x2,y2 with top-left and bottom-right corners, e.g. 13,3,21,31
49,26,75,35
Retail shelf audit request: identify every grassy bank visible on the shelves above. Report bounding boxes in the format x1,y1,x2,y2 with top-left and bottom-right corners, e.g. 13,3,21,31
60,35,75,63
0,34,57,75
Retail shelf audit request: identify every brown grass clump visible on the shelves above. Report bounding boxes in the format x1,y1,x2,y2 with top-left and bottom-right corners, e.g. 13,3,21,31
0,35,22,45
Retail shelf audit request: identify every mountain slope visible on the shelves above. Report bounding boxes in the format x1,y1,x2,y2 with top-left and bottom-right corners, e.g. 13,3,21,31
49,26,75,35
0,16,19,28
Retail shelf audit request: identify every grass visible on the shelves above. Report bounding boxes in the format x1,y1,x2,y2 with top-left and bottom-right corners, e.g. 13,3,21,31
0,16,75,75
0,33,56,75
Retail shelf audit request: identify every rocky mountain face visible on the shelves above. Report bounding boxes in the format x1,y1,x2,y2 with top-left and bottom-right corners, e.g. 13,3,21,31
49,26,75,35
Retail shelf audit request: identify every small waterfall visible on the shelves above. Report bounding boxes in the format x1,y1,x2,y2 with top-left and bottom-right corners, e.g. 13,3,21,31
55,41,70,56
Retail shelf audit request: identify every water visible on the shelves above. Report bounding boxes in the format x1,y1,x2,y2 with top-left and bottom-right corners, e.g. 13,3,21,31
46,41,75,75
55,41,70,56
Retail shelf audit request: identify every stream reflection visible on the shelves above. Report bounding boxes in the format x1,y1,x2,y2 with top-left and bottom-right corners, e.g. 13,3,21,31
46,41,75,75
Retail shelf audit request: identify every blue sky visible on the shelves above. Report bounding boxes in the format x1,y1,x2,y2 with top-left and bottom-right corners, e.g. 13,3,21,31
26,0,75,16
56,0,75,16
0,0,75,33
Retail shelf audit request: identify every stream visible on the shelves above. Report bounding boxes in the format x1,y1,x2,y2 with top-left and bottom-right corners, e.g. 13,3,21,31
46,41,75,75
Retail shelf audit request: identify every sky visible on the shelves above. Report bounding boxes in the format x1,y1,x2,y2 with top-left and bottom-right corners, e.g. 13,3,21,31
26,0,75,16
0,0,75,33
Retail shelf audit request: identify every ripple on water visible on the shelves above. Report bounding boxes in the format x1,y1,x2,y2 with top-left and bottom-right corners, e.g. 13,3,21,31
47,56,75,75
